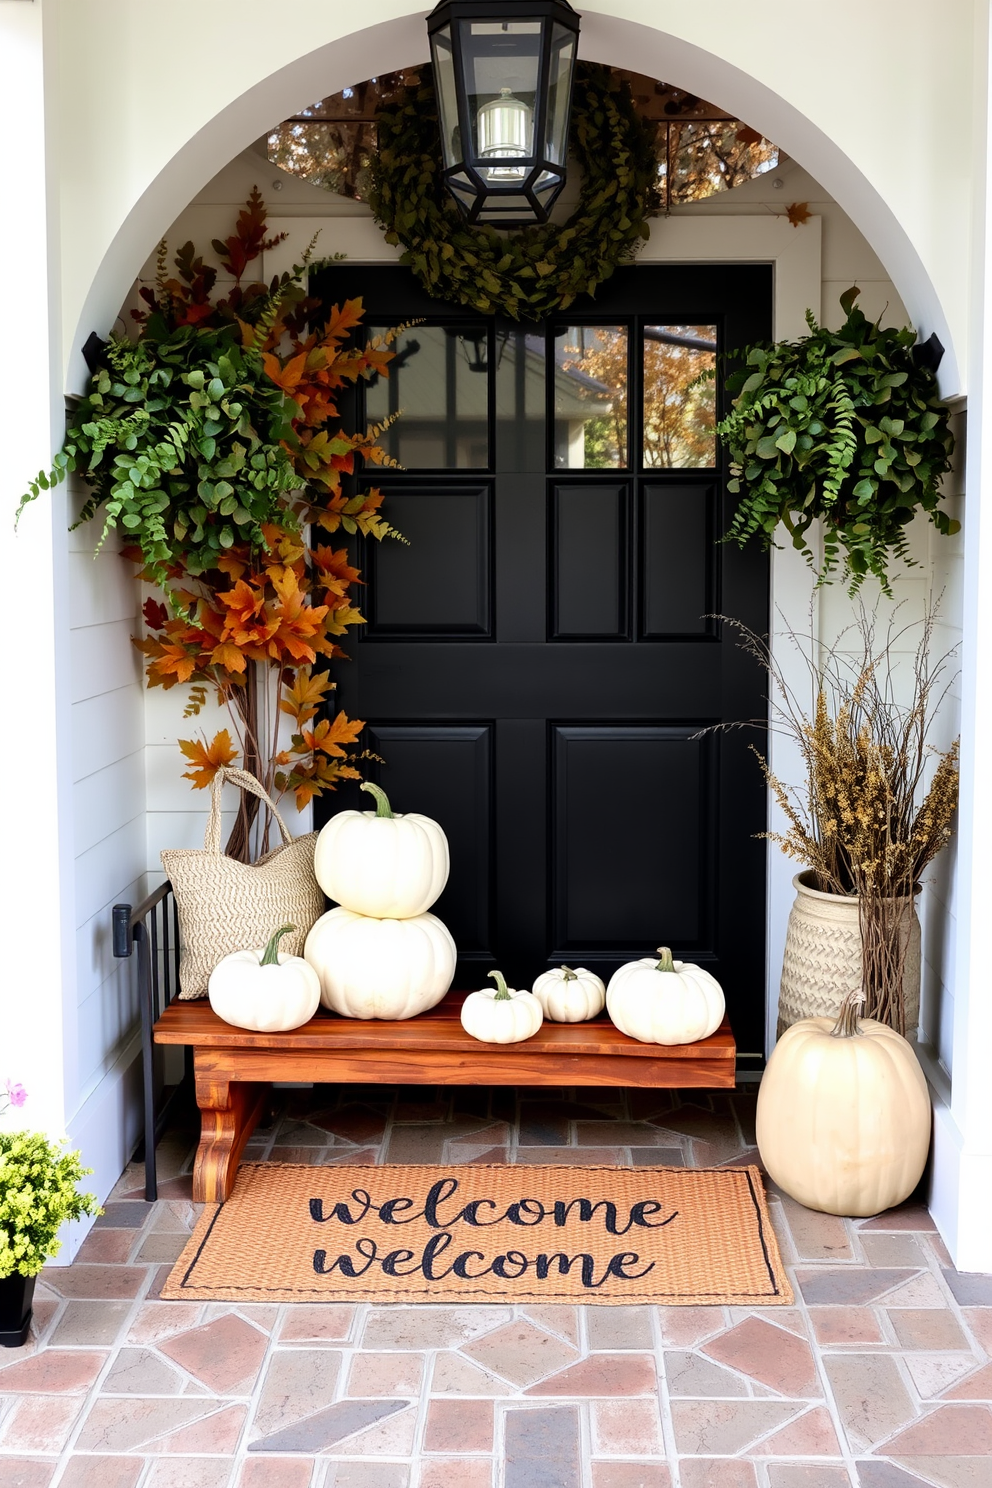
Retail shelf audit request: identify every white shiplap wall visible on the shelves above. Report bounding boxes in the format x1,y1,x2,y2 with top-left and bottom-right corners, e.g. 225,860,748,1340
64,477,146,1242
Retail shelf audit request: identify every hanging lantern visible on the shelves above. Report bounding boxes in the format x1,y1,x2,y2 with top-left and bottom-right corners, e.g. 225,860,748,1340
427,0,581,226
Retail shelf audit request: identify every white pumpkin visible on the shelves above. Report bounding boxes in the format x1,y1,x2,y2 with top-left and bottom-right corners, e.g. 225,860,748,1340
461,971,544,1044
208,924,321,1033
313,781,449,920
304,905,455,1020
606,946,725,1045
756,992,932,1217
532,965,606,1023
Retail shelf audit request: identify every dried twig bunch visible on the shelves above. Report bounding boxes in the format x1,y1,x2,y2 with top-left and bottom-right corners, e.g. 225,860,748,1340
726,606,959,1033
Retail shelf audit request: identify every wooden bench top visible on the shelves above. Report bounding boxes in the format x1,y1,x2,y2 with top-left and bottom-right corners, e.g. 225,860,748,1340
155,991,736,1068
157,994,736,1201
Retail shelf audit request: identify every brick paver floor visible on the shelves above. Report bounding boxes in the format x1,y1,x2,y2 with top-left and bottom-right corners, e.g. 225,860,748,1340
2,1084,990,1486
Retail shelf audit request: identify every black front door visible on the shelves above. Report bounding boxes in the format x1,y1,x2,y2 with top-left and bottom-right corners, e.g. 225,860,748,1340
312,263,771,1061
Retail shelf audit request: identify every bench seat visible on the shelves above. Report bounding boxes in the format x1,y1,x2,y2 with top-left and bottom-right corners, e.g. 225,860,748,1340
154,993,736,1201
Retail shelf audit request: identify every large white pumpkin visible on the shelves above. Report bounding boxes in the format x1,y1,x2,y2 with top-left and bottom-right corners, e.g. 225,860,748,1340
532,966,606,1023
756,992,932,1217
208,924,321,1032
606,947,725,1045
460,972,544,1044
313,781,449,919
304,905,455,1020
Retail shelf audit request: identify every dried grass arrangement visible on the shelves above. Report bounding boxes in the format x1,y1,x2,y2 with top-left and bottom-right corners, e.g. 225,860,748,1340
725,607,959,1033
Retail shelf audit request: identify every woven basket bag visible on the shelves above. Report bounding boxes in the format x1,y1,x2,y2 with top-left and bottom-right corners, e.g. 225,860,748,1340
778,871,921,1037
162,767,326,1000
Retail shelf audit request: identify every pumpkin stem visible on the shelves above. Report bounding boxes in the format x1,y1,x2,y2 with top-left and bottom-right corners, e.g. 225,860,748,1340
489,970,511,1001
260,924,296,967
831,989,866,1039
360,781,394,819
654,947,676,973
560,966,577,981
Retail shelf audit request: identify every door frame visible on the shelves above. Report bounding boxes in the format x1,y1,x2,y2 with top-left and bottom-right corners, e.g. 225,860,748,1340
264,213,824,1061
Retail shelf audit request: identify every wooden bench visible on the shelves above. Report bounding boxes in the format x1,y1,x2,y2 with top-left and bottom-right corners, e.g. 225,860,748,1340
154,993,736,1202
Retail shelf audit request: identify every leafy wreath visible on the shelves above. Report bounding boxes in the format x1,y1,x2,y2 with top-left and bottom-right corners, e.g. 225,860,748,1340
369,63,661,320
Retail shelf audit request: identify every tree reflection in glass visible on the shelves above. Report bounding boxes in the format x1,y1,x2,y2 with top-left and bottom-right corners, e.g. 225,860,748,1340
554,325,628,469
642,325,717,469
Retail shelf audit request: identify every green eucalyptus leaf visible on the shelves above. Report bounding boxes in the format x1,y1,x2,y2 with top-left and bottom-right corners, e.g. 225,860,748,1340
715,287,956,595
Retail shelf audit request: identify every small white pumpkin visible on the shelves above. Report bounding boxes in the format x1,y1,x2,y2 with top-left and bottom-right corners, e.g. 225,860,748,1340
532,965,606,1023
606,946,725,1045
208,924,321,1033
314,781,449,920
756,991,932,1217
304,905,455,1020
461,971,544,1044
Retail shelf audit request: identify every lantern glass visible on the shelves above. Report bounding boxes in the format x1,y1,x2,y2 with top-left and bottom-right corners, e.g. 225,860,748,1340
462,20,540,192
544,23,575,166
432,26,462,167
427,1,580,225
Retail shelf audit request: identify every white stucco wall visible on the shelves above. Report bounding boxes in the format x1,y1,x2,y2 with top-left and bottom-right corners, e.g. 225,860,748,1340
0,0,987,1266
51,1,975,397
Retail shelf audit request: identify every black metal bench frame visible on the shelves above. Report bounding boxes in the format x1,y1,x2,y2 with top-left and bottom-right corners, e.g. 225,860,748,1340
112,882,188,1200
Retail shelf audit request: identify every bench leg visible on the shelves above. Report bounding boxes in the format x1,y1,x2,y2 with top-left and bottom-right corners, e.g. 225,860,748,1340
192,1071,266,1202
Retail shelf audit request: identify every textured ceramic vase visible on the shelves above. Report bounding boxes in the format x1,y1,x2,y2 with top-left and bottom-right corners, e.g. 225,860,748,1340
778,871,921,1037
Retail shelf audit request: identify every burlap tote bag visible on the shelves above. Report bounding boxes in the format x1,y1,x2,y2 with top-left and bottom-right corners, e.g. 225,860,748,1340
162,767,326,999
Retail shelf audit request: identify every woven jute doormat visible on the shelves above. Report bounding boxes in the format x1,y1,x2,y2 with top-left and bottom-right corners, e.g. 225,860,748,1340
163,1163,792,1305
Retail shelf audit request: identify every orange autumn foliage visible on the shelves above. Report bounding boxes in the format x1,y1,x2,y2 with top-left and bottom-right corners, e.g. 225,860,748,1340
129,191,404,836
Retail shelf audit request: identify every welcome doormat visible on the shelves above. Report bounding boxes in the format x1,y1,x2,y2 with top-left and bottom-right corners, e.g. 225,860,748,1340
163,1163,792,1305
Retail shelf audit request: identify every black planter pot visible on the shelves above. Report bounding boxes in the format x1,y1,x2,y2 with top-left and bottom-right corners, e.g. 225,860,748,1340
0,1272,36,1348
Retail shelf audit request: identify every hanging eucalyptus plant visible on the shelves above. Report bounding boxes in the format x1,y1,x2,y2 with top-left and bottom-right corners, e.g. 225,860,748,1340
719,286,957,594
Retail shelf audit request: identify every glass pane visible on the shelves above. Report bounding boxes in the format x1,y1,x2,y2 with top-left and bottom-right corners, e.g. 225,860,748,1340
554,326,628,469
545,26,575,165
289,71,422,120
431,28,461,169
642,324,717,469
495,330,544,470
266,120,376,199
460,17,542,173
667,120,779,205
366,324,489,470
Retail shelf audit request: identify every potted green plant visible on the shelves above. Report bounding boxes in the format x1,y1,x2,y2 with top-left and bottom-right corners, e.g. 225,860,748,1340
0,1082,100,1347
717,287,957,594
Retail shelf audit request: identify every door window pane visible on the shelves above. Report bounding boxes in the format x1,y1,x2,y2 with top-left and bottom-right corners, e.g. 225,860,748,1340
495,329,545,471
643,324,717,468
366,324,489,468
553,325,628,469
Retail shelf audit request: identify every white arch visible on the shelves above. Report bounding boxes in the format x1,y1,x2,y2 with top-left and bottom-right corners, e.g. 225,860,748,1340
67,4,965,393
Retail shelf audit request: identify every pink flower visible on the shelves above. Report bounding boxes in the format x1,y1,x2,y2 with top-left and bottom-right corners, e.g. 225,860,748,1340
4,1080,27,1108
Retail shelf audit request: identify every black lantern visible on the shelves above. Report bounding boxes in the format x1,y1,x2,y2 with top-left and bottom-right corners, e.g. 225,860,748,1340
427,0,581,226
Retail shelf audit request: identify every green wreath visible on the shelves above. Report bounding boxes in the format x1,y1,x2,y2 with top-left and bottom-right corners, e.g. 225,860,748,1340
369,63,661,320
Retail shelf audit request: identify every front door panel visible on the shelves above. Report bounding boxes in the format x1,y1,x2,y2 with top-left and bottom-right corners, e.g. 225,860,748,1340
311,263,771,1060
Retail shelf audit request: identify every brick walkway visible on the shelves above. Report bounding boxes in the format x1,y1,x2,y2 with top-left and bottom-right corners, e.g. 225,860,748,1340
2,1085,990,1487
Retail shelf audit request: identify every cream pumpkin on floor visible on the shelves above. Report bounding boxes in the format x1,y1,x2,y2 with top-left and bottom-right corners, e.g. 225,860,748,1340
756,991,932,1216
